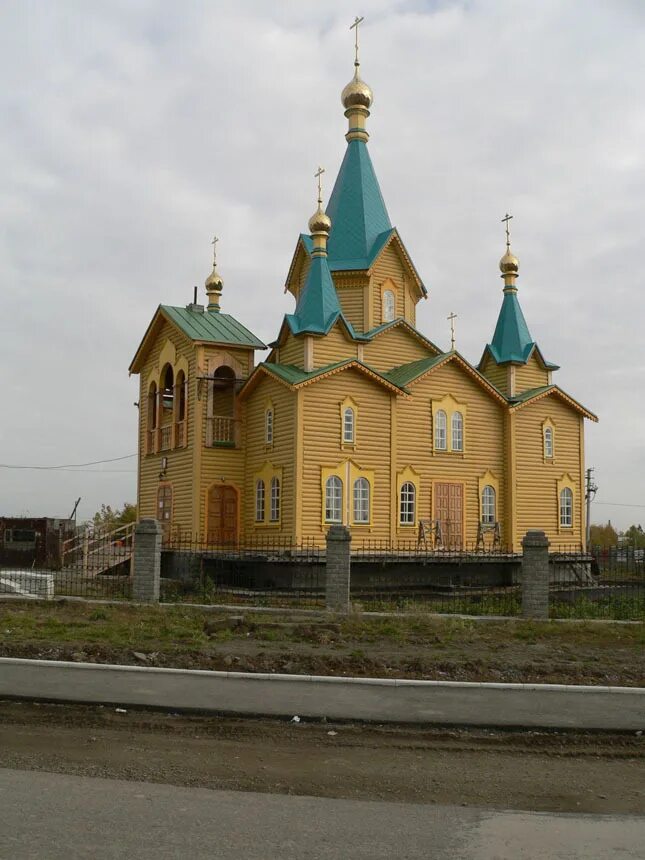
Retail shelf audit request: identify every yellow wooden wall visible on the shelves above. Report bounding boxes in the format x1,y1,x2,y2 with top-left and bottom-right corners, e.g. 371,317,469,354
514,353,550,394
370,243,415,326
243,377,296,538
395,362,506,544
137,321,196,535
362,326,430,371
278,334,304,367
313,323,357,368
335,283,365,331
514,396,584,549
479,356,508,394
301,371,393,543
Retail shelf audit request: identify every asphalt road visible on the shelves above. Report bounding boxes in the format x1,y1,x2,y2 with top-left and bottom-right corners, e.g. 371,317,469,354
1,768,644,859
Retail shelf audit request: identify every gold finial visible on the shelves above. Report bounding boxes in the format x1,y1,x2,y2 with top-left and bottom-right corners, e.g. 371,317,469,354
205,233,224,311
499,212,519,284
350,16,364,74
308,166,331,243
447,311,457,351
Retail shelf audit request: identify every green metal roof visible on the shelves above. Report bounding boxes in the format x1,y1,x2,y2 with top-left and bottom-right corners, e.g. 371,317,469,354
161,305,266,349
384,354,449,388
258,358,407,392
285,252,342,336
487,290,535,364
325,139,392,270
509,385,554,404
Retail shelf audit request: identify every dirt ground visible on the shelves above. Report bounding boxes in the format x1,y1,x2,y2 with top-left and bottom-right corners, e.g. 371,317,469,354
0,702,643,815
1,600,644,685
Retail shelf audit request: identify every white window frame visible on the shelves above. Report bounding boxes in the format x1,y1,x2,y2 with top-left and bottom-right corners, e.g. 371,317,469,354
265,409,274,445
353,477,370,524
451,411,463,452
559,487,573,528
270,476,280,522
481,485,496,525
382,289,395,322
434,410,447,451
343,407,355,444
544,426,554,459
325,476,343,523
399,481,416,525
255,479,265,522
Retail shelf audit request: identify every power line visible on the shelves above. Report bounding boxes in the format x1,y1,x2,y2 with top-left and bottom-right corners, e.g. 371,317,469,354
0,454,137,471
594,501,645,509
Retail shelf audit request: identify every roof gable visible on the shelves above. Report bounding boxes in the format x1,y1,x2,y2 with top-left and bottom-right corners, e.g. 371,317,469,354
510,385,597,420
386,351,508,404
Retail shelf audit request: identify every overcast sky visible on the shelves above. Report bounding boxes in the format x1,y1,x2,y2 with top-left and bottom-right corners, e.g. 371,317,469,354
1,0,643,528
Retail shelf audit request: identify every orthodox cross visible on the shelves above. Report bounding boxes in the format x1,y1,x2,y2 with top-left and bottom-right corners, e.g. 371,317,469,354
314,166,325,205
501,213,513,252
447,312,457,350
350,15,364,68
211,234,219,267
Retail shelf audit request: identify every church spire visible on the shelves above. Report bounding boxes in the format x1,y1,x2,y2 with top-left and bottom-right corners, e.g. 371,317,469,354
488,215,533,364
205,234,223,312
341,16,373,143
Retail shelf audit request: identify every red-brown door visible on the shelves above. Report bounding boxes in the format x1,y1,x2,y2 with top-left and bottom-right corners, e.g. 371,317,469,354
157,484,173,543
434,482,464,548
207,485,238,545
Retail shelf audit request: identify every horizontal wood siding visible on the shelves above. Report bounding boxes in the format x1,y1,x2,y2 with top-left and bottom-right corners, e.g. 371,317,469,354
138,321,196,536
278,334,304,367
302,371,393,542
363,326,430,372
336,284,364,331
515,354,549,394
313,323,357,367
395,363,506,544
370,244,413,326
480,356,508,394
244,377,296,538
514,397,584,549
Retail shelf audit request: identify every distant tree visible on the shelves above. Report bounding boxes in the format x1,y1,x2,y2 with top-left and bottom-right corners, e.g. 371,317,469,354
92,503,137,532
622,524,645,548
589,521,618,546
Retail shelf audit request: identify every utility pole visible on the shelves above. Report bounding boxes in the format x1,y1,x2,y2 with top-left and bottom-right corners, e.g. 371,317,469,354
585,467,598,550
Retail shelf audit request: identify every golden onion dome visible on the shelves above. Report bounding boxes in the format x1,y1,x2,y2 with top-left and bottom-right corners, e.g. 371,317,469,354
341,71,373,110
205,266,223,290
308,204,331,235
499,250,519,275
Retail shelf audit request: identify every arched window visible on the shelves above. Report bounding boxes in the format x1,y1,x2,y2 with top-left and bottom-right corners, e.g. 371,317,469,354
270,477,280,522
343,407,355,444
265,408,274,445
481,485,496,525
255,480,265,522
544,427,554,459
148,382,158,430
383,289,395,322
325,476,343,523
161,365,174,412
559,487,573,528
434,410,447,451
451,411,464,452
399,482,416,525
353,477,370,524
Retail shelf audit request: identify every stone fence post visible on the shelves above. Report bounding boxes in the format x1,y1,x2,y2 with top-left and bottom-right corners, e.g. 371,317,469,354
325,525,351,613
521,529,550,619
132,519,162,603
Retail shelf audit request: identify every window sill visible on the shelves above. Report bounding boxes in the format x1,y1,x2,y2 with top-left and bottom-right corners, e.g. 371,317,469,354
211,441,236,449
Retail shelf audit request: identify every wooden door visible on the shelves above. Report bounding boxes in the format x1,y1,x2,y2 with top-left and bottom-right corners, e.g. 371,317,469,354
434,482,464,549
207,485,238,545
157,485,173,543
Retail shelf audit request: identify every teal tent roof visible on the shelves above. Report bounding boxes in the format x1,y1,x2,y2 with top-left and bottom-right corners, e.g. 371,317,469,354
285,253,342,335
325,139,392,270
486,290,535,364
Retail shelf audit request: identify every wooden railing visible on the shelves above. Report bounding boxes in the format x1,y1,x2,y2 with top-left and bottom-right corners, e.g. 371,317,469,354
206,415,238,447
61,522,136,576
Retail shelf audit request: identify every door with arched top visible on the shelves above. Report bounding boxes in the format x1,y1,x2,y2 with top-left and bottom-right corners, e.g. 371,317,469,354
207,485,238,545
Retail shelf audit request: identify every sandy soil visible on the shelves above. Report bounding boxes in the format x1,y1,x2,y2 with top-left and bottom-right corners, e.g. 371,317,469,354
0,702,643,815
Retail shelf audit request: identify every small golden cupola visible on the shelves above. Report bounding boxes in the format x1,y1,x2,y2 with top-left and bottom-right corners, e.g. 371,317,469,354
205,234,224,312
308,166,332,255
341,16,373,142
499,213,520,289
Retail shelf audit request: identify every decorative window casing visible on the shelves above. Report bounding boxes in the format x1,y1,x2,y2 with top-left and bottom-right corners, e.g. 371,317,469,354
255,480,265,522
353,477,370,524
382,289,395,322
478,471,500,527
432,395,467,454
434,410,447,451
557,474,576,531
343,408,355,444
396,466,420,528
339,397,358,448
253,463,282,527
325,476,343,523
542,419,555,460
270,477,281,522
265,403,274,446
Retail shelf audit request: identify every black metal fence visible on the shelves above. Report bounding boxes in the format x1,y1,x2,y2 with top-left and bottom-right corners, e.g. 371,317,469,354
549,545,645,620
160,536,325,608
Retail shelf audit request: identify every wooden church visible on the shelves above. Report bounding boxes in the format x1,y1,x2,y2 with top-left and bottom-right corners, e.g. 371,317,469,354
129,38,596,551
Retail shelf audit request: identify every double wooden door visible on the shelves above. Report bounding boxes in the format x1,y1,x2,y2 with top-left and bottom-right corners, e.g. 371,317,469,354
207,485,238,545
434,482,464,548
